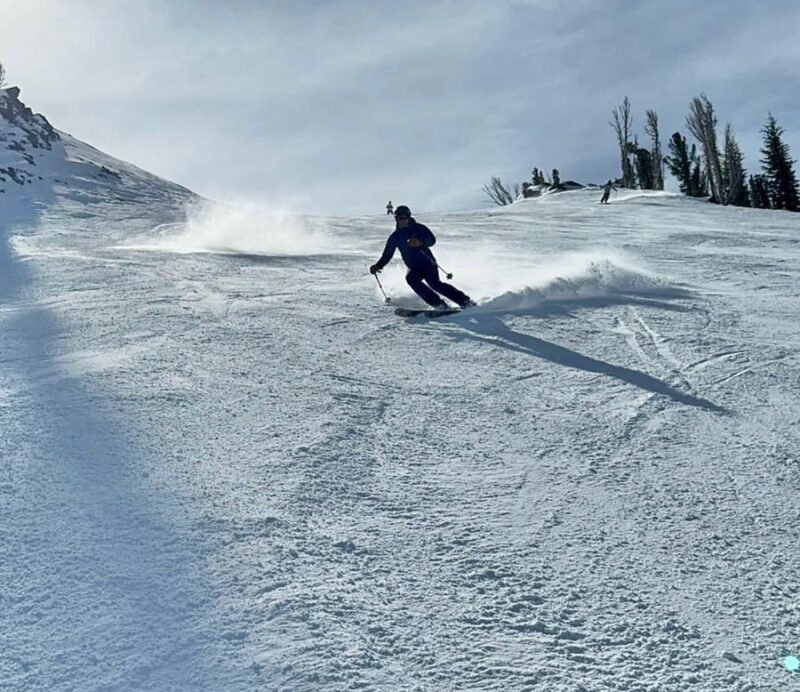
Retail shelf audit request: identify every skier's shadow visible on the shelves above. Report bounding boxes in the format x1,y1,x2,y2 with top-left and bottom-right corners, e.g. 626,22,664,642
450,312,727,413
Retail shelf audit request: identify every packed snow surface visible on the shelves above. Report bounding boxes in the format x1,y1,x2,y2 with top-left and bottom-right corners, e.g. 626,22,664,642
2,178,800,691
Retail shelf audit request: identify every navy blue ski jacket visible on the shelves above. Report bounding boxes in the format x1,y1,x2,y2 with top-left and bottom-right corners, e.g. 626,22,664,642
374,218,437,272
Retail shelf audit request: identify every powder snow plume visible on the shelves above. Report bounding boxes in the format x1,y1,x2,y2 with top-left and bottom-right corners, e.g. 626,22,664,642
126,201,339,256
478,251,678,311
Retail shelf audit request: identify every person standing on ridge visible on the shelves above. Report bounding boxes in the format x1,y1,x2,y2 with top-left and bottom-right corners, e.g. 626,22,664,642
386,201,394,215
369,205,475,310
600,180,617,204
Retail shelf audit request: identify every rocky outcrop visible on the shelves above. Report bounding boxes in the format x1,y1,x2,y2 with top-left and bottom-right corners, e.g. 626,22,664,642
0,86,59,151
519,180,585,200
0,86,196,205
0,86,61,191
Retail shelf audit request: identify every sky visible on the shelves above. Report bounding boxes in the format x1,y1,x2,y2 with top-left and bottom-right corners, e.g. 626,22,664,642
2,0,800,215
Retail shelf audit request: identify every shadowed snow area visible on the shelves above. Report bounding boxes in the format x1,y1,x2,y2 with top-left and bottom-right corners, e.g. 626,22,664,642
3,183,800,691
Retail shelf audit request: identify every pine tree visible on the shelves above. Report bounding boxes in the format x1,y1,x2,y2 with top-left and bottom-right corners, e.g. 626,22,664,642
552,169,561,187
722,124,749,206
666,132,708,198
760,113,800,212
690,157,708,198
666,132,693,194
645,109,664,190
748,174,771,209
633,142,654,190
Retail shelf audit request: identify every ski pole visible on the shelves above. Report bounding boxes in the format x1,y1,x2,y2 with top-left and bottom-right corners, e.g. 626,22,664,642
373,272,391,303
437,262,454,280
424,253,453,279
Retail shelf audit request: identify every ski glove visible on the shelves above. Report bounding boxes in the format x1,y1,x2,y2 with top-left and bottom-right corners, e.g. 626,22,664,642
369,264,381,274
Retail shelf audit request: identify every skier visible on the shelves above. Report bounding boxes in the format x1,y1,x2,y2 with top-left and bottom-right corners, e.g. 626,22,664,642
600,180,617,204
369,205,475,310
386,200,394,215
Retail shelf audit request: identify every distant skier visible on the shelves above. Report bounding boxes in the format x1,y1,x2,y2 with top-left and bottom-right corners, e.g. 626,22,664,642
370,205,475,310
386,200,394,215
600,180,617,204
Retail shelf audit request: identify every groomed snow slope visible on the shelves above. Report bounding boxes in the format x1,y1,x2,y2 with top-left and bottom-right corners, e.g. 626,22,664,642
2,183,800,691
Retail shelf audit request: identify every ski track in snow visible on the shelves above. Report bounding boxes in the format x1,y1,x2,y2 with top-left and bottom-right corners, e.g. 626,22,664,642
2,189,800,691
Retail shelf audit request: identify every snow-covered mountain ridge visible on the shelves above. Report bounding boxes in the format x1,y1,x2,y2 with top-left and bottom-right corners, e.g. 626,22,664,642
0,86,196,207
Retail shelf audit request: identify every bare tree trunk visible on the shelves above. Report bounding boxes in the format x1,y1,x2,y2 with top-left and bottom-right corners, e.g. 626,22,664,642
482,176,516,205
686,95,723,203
645,109,664,190
610,96,635,188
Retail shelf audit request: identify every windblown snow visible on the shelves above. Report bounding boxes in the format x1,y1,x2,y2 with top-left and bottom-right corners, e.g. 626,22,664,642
2,93,800,691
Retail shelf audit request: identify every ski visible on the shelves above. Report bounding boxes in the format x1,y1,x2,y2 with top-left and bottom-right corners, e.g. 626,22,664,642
394,307,461,318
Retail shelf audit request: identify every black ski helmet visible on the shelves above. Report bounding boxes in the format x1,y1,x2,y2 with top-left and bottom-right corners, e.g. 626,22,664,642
394,205,411,219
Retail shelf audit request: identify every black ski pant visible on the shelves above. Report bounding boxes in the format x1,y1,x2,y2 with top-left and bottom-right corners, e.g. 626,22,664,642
406,264,471,307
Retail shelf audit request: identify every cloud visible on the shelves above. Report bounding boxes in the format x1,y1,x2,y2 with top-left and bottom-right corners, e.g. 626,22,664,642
2,0,798,214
